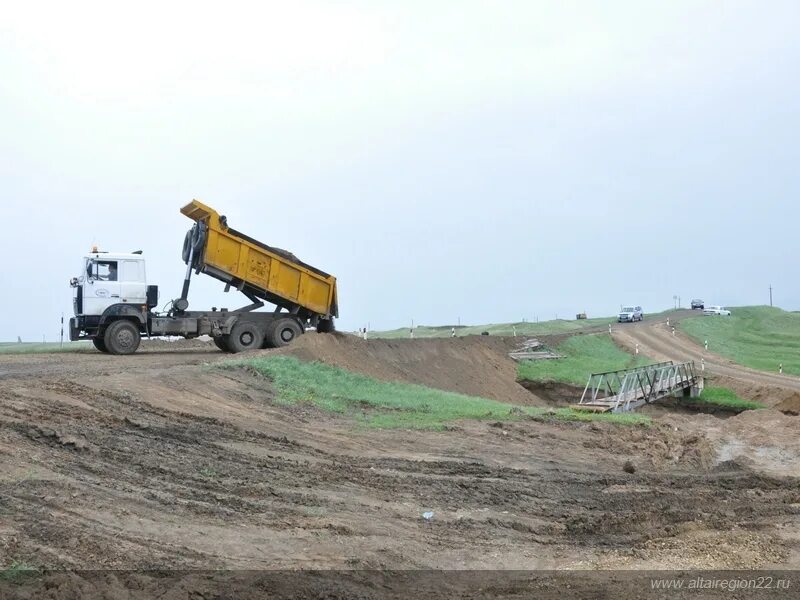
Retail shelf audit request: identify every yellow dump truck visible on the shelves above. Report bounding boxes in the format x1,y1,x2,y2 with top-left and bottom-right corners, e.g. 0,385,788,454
69,200,338,354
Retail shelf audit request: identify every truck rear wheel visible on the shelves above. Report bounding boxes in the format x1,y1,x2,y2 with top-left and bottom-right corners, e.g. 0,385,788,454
225,321,264,353
213,336,231,352
104,320,141,355
317,318,335,333
269,318,302,348
92,337,108,353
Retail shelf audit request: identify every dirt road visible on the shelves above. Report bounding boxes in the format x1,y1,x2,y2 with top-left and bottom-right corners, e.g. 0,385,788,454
612,314,800,411
1,337,799,590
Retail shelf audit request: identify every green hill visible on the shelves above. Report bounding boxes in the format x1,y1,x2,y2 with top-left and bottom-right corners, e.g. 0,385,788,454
367,317,614,339
680,306,800,376
517,333,652,386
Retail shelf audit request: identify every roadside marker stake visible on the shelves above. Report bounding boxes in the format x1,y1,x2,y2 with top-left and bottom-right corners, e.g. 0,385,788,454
672,327,676,337
704,339,708,351
701,358,705,372
635,343,639,355
780,363,783,374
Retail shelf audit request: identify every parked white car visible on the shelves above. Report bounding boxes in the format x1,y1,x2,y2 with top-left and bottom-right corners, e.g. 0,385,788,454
703,305,731,316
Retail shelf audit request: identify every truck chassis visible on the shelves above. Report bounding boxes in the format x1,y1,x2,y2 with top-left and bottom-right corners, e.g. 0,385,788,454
72,304,307,355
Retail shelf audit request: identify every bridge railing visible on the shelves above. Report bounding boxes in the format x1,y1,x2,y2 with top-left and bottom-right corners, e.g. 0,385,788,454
579,361,697,411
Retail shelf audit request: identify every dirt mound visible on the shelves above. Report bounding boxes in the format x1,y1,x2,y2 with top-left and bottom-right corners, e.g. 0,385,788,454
711,375,800,413
518,380,584,406
272,333,541,405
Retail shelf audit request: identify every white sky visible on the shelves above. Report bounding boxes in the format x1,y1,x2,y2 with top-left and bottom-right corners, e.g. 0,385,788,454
1,0,798,339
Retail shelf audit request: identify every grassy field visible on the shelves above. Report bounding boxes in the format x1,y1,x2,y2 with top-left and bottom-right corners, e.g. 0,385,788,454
686,387,765,411
0,342,92,355
223,355,650,429
517,333,652,386
681,306,800,376
366,317,615,339
368,308,684,339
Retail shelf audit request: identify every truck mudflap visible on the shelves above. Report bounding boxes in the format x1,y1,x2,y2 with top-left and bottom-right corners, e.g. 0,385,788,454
69,318,80,341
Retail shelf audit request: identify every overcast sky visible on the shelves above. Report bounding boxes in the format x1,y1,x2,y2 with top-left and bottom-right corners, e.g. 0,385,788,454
1,0,798,341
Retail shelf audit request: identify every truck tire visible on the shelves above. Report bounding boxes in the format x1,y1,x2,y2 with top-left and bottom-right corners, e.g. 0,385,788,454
213,336,231,352
317,318,335,333
225,321,264,353
92,337,108,353
104,320,141,355
269,318,302,348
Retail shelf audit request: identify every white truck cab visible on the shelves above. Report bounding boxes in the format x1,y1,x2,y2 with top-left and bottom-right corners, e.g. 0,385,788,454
70,250,158,353
77,252,148,315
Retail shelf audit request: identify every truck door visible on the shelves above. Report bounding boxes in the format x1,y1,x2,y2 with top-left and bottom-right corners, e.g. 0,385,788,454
120,260,147,304
84,259,122,315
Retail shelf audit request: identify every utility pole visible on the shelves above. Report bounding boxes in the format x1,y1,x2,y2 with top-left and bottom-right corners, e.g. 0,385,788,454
60,313,64,349
770,284,773,307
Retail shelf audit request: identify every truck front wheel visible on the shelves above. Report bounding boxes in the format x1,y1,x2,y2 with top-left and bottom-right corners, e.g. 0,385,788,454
104,320,141,355
225,322,264,353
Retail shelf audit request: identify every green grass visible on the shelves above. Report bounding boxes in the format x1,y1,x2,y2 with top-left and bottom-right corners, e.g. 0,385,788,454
687,387,765,411
1,561,38,581
221,355,650,428
681,306,800,376
368,317,615,339
517,333,652,386
0,341,93,355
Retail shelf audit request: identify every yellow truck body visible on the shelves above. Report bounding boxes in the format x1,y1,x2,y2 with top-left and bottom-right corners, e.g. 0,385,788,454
181,200,338,319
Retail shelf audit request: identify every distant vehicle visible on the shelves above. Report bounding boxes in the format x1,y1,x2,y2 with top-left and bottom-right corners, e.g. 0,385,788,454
703,305,731,316
691,299,704,310
618,306,644,323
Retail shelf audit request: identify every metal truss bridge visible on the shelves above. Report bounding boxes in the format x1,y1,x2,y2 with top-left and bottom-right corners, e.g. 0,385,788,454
573,361,700,413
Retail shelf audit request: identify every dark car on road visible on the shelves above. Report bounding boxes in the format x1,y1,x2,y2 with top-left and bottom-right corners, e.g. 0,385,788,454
691,299,704,310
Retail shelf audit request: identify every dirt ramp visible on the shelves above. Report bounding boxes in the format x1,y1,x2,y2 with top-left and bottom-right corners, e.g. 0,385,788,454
274,333,541,405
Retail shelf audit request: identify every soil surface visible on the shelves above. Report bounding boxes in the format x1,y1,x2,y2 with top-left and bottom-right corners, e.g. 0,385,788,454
1,333,799,595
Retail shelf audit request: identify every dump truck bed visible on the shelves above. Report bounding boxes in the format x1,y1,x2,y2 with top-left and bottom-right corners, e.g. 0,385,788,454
181,200,338,318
